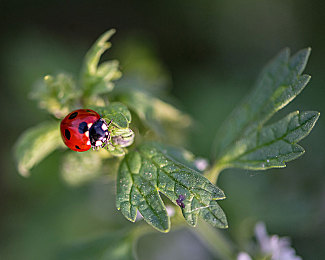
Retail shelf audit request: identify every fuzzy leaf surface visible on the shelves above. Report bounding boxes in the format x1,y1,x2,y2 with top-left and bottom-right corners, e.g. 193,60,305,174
91,102,131,129
61,151,103,186
31,73,79,118
116,142,227,232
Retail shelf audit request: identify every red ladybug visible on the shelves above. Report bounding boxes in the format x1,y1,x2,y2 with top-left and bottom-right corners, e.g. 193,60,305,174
60,109,110,152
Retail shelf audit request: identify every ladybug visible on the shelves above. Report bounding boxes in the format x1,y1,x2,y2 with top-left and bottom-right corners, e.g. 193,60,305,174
60,109,111,152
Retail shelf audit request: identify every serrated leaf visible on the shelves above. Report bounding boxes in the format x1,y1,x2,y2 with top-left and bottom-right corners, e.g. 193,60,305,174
92,102,131,129
14,121,63,177
214,48,312,159
218,111,319,169
57,230,137,260
81,29,121,98
116,142,227,232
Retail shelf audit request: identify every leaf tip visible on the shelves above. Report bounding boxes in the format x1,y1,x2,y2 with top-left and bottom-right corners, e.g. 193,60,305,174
161,226,171,233
18,164,30,177
101,29,116,43
216,195,226,200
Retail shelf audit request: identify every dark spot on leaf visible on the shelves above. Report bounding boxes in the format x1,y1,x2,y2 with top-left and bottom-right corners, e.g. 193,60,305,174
64,129,71,140
75,145,81,150
78,122,88,134
68,112,78,119
178,195,186,201
176,194,186,208
176,201,185,208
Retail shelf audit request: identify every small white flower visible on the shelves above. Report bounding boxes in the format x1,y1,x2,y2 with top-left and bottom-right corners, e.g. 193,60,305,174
255,222,302,260
237,252,252,260
166,205,175,217
194,158,209,171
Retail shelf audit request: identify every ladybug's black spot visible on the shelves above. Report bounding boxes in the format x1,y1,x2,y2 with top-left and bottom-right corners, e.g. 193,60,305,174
78,122,88,134
75,145,81,150
86,109,92,112
64,129,71,140
68,112,78,119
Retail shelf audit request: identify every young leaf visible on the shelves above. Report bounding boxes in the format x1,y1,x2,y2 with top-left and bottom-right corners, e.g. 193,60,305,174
31,73,79,118
90,103,134,156
218,111,319,170
57,230,137,260
81,29,121,98
14,121,63,177
116,142,227,233
214,48,311,159
93,102,132,129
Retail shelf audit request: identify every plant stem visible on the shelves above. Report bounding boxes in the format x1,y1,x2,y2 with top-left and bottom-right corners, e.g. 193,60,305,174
192,220,236,260
205,162,228,184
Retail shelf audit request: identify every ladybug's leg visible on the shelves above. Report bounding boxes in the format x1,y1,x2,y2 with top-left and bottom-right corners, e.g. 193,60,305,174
107,119,113,127
101,136,109,149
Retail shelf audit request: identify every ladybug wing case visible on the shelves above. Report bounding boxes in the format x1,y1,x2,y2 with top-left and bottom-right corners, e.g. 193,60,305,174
60,122,91,151
60,109,100,152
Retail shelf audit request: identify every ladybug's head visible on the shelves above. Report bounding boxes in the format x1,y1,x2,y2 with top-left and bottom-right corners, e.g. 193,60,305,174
89,118,110,149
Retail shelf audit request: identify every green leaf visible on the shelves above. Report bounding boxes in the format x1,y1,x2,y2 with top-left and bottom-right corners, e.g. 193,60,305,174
57,230,137,260
61,151,103,186
91,102,131,129
116,142,227,232
212,48,319,172
218,111,319,169
81,29,121,98
118,90,191,136
31,73,79,118
89,103,134,156
214,48,312,159
14,121,63,177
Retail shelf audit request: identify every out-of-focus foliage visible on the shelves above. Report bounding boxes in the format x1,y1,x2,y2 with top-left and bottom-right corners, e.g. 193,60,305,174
13,31,135,178
2,0,325,259
57,229,137,260
31,73,80,118
213,49,318,172
81,29,122,103
217,110,319,170
14,121,63,176
9,30,320,258
61,151,103,186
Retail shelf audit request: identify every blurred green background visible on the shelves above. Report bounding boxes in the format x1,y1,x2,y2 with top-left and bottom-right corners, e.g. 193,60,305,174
1,0,324,259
